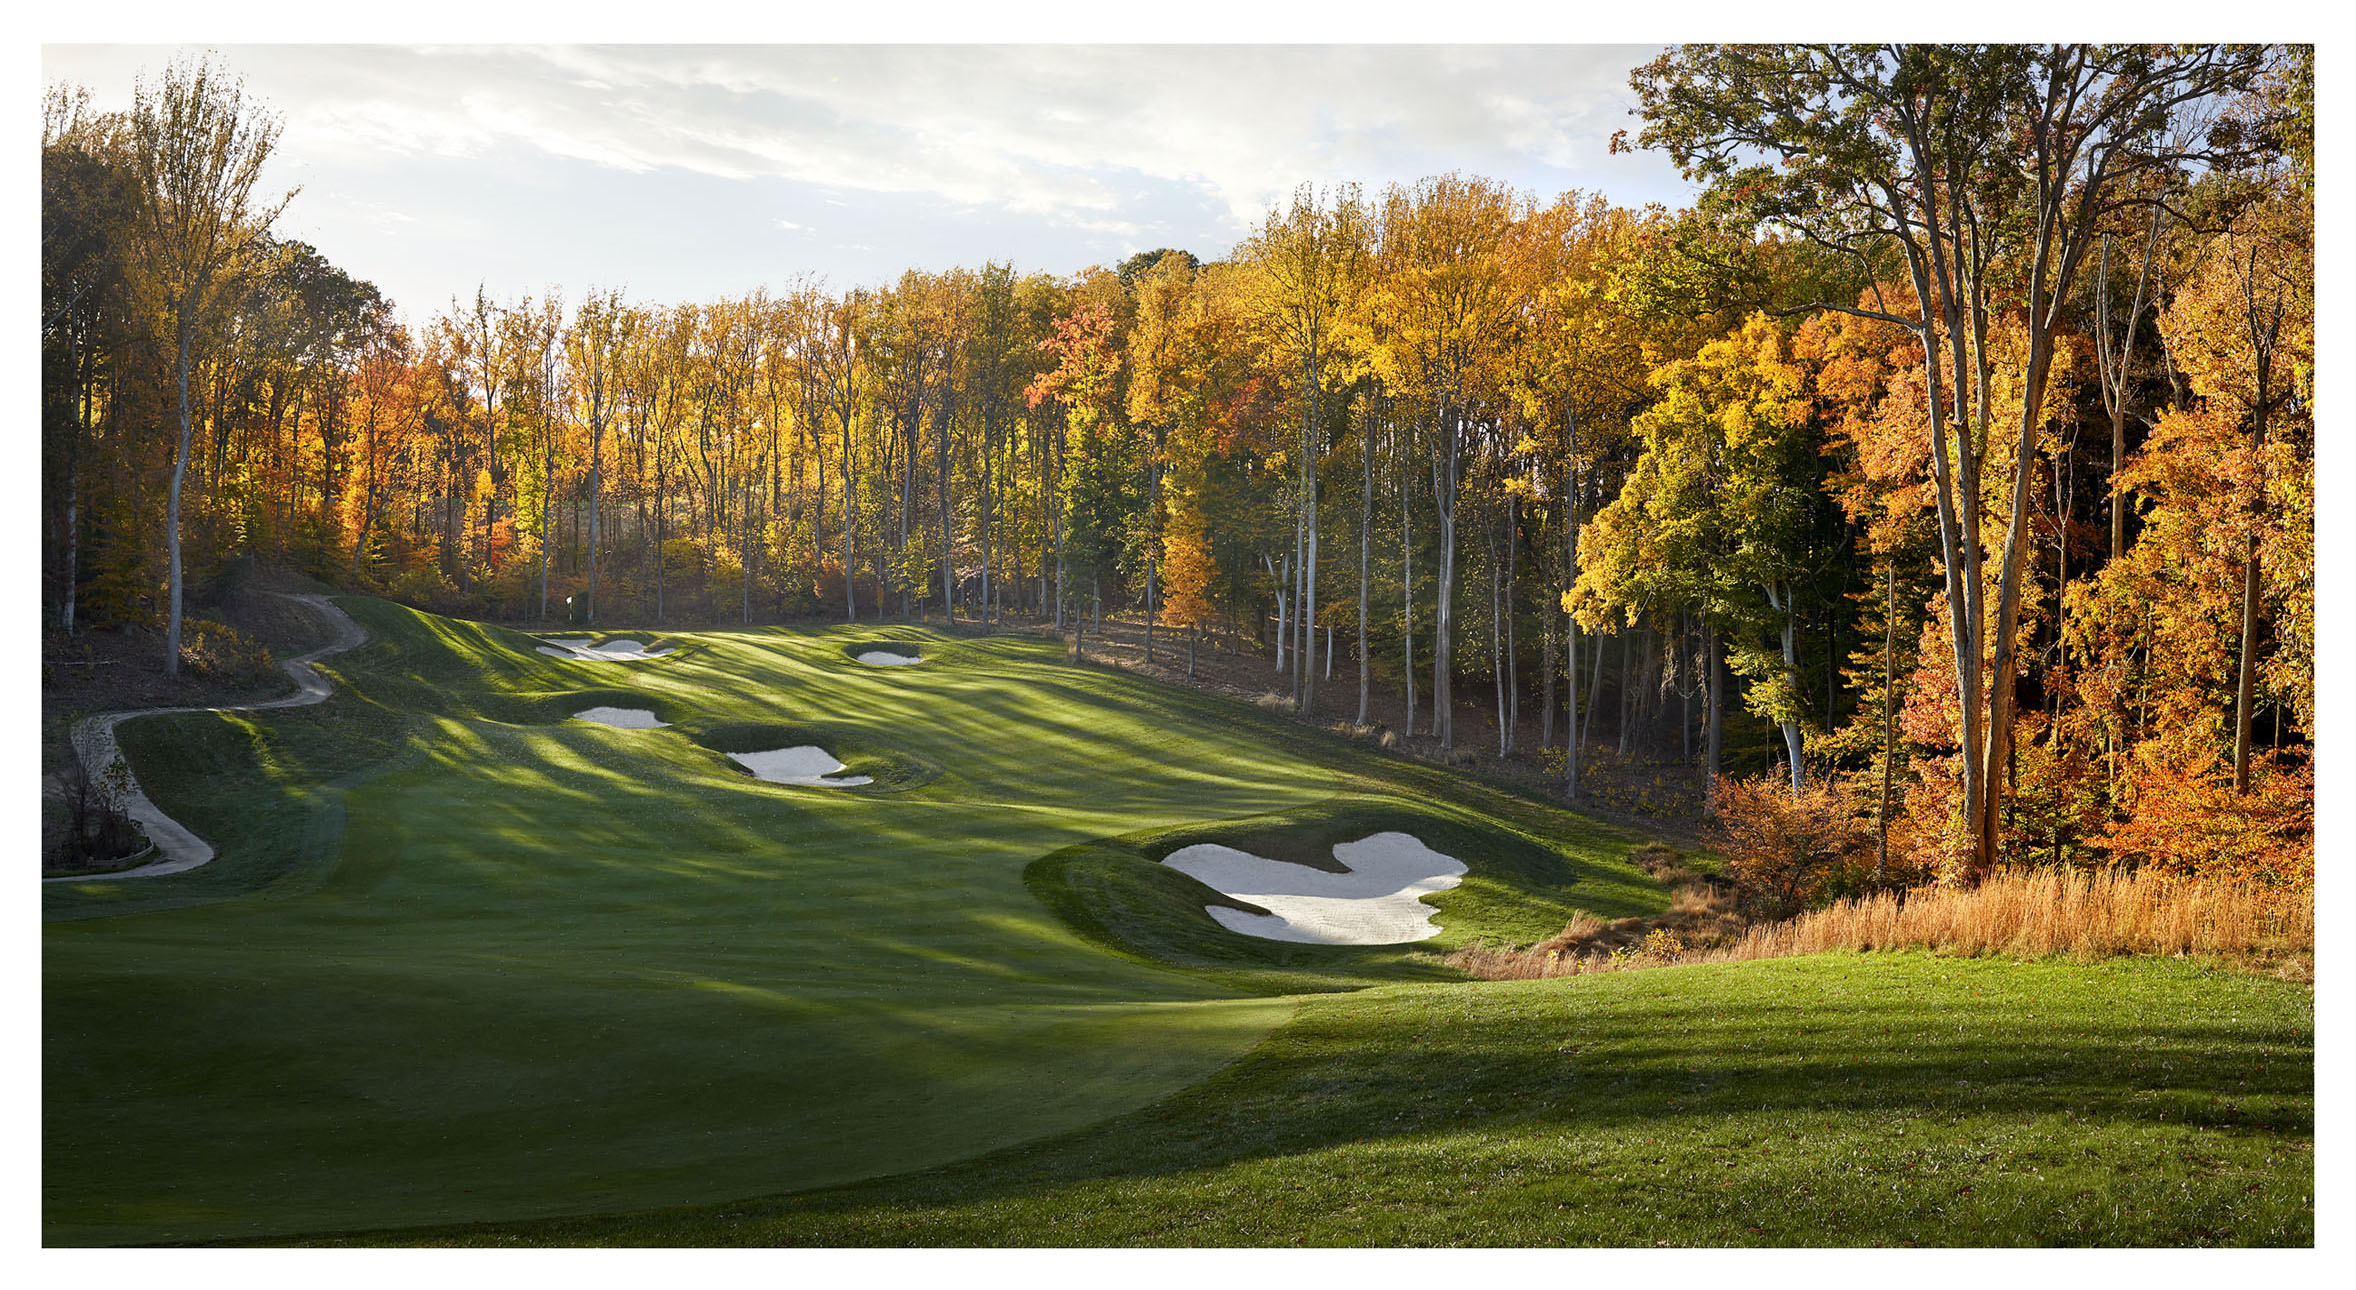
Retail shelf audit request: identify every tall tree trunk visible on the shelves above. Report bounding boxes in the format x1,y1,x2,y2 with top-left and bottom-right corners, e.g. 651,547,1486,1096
1269,552,1288,674
1703,616,1724,818
1877,558,1898,884
164,322,193,677
538,432,556,621
2096,209,2165,563
1563,438,1580,800
1144,455,1159,663
1140,459,1159,663
1300,486,1319,714
1431,413,1461,747
1294,367,1317,712
1505,493,1519,756
841,419,857,623
1780,605,1804,794
1357,399,1373,727
1489,507,1507,757
980,410,994,628
1400,433,1415,736
1616,625,1634,758
63,360,82,634
586,426,603,626
1679,613,1692,766
1540,609,1554,749
928,400,947,626
655,465,667,624
1976,317,2066,871
2233,252,2284,794
1581,625,1605,752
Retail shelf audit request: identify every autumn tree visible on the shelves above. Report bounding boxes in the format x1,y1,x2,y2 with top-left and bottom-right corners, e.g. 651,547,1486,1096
123,54,293,674
1362,175,1520,747
1633,41,2282,874
1577,313,1827,804
1027,297,1127,654
1244,184,1368,712
566,288,636,624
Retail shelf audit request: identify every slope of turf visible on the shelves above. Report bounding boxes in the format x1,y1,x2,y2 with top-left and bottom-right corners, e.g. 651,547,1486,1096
324,953,2312,1247
1027,796,1659,994
43,596,1662,1246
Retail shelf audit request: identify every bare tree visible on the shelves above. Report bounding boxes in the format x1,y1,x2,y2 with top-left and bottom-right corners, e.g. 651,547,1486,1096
125,55,292,676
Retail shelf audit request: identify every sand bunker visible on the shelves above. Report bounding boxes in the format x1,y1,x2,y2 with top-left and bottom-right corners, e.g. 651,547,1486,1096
855,650,923,666
727,746,873,788
573,707,669,729
1160,831,1468,945
537,637,675,662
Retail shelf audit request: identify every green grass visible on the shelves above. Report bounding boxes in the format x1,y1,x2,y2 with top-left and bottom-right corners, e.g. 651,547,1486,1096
315,953,2313,1247
42,597,2311,1247
43,595,1662,1246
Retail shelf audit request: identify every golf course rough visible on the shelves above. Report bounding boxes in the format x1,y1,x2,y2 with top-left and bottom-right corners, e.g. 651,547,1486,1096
43,595,1665,1245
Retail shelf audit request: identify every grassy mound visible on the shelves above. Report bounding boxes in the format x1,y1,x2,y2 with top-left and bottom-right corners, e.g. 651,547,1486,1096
1029,797,1660,991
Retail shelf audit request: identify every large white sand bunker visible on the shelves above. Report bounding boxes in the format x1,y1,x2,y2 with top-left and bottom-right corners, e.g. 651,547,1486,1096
573,707,669,729
855,649,923,666
728,745,873,788
1160,831,1469,945
537,636,676,662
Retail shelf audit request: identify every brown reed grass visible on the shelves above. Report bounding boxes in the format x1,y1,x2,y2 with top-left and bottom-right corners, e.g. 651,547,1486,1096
1445,866,2314,982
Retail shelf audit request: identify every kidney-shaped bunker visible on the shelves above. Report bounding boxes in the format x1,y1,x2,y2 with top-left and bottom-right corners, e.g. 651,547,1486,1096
1160,831,1468,945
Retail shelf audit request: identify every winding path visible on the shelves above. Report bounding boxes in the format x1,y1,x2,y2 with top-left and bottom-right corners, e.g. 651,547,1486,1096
46,594,369,883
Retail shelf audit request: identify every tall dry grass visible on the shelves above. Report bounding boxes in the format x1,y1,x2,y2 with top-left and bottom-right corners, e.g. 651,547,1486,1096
1447,866,2314,982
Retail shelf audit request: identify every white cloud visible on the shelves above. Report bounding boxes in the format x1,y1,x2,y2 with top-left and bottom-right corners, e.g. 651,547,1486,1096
42,43,1694,313
108,44,1665,238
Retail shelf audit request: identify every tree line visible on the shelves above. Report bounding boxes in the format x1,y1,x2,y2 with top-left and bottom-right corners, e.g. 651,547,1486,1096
42,46,2312,889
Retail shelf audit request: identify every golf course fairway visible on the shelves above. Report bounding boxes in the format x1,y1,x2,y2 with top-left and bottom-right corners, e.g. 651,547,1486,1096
42,596,1664,1245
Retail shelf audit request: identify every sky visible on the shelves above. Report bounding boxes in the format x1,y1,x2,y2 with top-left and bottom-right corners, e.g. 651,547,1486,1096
40,42,1701,326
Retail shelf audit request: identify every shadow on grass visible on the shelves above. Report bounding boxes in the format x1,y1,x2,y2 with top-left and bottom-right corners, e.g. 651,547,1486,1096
333,953,2311,1247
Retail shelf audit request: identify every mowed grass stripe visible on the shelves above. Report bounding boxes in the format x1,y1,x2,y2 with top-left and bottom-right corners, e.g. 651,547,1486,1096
45,596,1652,1245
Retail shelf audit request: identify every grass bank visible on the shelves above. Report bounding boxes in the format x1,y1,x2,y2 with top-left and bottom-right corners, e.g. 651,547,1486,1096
312,952,2312,1247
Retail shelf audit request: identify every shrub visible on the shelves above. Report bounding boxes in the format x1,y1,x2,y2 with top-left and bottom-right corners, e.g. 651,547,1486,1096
1446,866,2312,982
178,617,275,686
386,564,455,613
2101,750,2312,890
1709,775,1871,918
772,567,826,619
52,756,145,872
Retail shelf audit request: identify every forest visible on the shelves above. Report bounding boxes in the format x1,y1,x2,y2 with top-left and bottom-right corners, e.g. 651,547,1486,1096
41,44,2313,898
